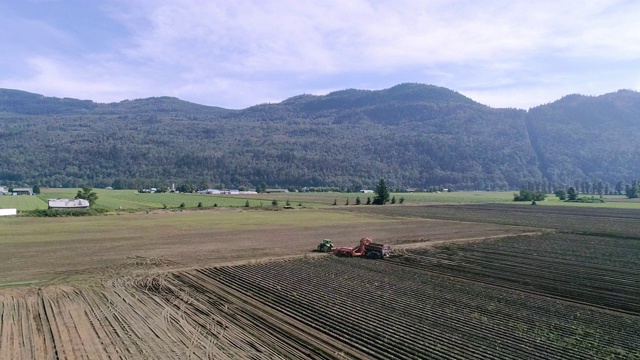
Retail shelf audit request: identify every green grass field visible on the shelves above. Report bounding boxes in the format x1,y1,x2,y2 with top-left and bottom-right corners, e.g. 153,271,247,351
0,195,48,211
38,188,324,211
26,188,640,212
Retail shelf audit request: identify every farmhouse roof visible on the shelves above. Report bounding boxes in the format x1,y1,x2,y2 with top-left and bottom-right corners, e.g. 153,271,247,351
48,198,90,209
12,187,33,195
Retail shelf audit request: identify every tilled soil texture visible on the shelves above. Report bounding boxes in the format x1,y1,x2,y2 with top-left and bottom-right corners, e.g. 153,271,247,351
341,204,640,238
191,254,640,359
392,233,640,315
2,232,639,359
0,277,368,359
0,209,530,284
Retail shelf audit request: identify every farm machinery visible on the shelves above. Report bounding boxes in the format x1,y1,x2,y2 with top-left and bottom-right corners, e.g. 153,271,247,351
316,239,335,252
332,237,391,259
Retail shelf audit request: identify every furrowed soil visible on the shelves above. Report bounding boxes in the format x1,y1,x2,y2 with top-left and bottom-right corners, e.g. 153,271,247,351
1,205,638,359
341,203,640,238
0,208,529,284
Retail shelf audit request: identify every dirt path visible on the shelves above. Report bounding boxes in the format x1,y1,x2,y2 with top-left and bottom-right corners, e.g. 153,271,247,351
393,231,547,250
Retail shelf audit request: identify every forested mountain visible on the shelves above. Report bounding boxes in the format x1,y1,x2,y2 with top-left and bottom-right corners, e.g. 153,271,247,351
526,90,640,184
0,84,638,190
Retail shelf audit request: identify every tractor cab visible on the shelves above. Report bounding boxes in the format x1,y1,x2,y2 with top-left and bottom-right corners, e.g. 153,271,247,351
316,239,334,252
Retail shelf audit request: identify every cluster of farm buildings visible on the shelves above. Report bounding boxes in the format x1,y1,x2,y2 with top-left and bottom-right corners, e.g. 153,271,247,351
0,186,89,216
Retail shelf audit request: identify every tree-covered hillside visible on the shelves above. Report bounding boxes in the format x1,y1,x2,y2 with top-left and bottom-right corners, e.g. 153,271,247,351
0,84,638,190
526,90,640,184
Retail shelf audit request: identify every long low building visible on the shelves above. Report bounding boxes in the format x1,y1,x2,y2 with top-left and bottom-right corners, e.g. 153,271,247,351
48,199,90,209
12,188,33,195
0,208,17,216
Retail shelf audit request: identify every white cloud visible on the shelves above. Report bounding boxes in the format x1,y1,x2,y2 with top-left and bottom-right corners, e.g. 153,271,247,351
1,0,639,108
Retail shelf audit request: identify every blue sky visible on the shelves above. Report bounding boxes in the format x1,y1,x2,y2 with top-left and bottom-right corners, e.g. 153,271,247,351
1,0,639,109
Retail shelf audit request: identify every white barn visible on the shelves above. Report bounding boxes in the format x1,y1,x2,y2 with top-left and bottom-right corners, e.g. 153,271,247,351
48,199,90,209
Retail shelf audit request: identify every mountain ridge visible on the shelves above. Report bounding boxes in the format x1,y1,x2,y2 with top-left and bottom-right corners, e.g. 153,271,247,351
0,84,638,190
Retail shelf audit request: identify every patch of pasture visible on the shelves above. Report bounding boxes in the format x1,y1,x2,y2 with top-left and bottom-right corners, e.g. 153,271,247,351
39,189,320,211
0,195,48,211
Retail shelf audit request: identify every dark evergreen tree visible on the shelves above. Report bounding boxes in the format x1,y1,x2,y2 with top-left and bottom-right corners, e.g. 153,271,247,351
373,178,390,205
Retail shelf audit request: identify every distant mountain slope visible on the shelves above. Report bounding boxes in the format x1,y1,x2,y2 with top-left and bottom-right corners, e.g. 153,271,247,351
526,90,640,184
0,89,97,115
0,88,232,116
0,84,638,189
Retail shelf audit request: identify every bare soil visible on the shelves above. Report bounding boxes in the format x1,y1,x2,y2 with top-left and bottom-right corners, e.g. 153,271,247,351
0,208,529,284
0,206,569,359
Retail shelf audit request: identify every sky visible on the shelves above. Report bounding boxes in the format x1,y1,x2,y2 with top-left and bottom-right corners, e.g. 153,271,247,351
1,0,639,110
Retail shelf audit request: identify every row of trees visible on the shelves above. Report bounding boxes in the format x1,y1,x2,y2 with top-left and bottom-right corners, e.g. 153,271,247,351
520,179,639,197
516,178,640,202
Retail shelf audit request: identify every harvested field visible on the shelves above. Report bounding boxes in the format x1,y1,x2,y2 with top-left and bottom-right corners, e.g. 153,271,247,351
342,203,640,238
2,205,639,359
193,255,640,359
4,256,637,359
0,208,530,284
0,278,350,359
392,233,640,315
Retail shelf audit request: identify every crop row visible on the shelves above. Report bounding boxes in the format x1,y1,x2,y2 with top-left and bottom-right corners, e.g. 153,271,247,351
198,257,640,359
343,204,640,238
396,234,640,314
457,233,640,269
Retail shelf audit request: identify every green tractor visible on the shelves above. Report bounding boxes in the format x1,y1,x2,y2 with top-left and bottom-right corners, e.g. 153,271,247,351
316,239,335,252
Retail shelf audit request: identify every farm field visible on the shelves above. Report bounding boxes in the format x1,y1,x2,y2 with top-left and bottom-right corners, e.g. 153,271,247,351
1,204,639,358
26,188,640,212
0,208,527,284
0,195,47,211
37,188,507,211
343,203,640,238
206,252,639,359
38,188,319,211
392,233,640,314
2,236,637,359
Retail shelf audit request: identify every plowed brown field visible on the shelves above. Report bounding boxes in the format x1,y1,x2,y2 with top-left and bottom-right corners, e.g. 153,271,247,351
0,208,529,284
1,205,638,359
0,278,352,359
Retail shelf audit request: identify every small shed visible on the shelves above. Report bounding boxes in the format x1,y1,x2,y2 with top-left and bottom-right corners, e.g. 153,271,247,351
48,199,90,209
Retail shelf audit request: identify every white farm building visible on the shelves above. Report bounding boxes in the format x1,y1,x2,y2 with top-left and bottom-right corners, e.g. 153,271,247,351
48,199,90,209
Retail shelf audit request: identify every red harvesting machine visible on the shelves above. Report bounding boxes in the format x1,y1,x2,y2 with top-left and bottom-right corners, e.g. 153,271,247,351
332,237,391,259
